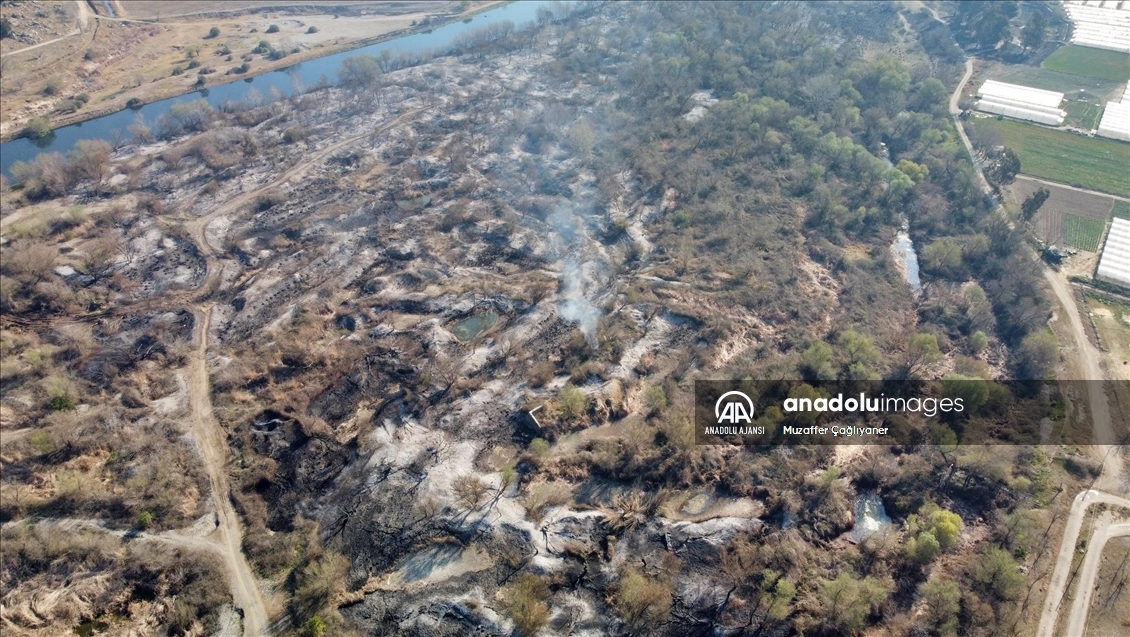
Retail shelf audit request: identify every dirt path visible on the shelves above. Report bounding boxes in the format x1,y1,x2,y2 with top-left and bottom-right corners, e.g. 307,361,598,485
167,107,433,635
187,305,271,636
1043,268,1122,480
1017,173,1130,204
0,0,87,59
1064,515,1130,637
1036,490,1130,637
949,58,992,196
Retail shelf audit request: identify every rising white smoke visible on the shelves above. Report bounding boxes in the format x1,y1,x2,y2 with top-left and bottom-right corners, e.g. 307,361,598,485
558,257,599,348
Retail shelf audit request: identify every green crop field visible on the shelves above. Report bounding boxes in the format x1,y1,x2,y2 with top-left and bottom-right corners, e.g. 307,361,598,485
1113,201,1130,220
1062,213,1106,251
1042,45,1130,83
974,118,1130,198
1064,100,1102,130
994,63,1121,95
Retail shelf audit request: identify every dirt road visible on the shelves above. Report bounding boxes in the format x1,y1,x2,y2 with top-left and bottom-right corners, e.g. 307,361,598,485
1064,513,1130,637
1036,489,1130,637
948,58,992,196
1016,174,1130,204
0,1,87,59
188,306,271,636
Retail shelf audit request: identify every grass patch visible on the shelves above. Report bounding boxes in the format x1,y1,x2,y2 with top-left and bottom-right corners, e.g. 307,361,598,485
1042,45,1130,83
1112,201,1130,220
1064,100,1103,130
974,118,1130,197
1062,213,1106,252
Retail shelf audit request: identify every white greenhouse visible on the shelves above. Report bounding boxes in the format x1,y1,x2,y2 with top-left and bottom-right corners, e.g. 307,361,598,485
1097,217,1130,289
975,80,1067,126
1097,84,1130,141
1063,1,1130,53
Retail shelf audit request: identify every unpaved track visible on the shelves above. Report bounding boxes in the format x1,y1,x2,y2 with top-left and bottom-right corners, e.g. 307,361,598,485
1017,174,1130,204
188,305,270,636
1064,515,1130,637
172,107,431,635
0,0,88,59
948,58,992,196
1036,489,1130,637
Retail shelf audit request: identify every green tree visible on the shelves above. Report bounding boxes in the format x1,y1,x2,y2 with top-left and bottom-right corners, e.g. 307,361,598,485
558,384,586,419
137,510,155,529
906,530,940,564
942,373,989,415
1021,187,1050,221
919,578,961,636
644,385,667,413
818,573,893,634
504,573,549,636
800,340,835,380
972,545,1025,601
613,567,673,629
339,54,381,87
904,333,941,377
1022,11,1047,51
1017,330,1058,378
987,147,1020,186
305,615,326,637
921,238,963,278
838,330,880,379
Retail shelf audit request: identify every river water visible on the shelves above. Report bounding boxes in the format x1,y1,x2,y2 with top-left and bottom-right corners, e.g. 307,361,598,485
1,0,556,175
893,230,922,292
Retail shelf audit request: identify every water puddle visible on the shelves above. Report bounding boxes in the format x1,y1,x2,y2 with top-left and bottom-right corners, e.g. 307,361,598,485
851,492,892,542
451,311,498,341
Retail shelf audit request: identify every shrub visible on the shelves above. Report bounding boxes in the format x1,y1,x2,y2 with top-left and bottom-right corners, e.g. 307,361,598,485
307,26,319,34
282,128,306,143
42,80,60,96
22,116,52,139
644,385,667,413
205,26,220,39
137,510,155,529
503,574,549,636
304,615,326,637
558,384,586,419
266,24,280,33
126,97,143,109
172,66,184,76
613,568,673,629
529,438,550,456
47,393,76,412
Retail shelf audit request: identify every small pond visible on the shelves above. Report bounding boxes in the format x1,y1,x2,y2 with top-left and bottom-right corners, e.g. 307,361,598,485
451,311,498,341
851,492,892,542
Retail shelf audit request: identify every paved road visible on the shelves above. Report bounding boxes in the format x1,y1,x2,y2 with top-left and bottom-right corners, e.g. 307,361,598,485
1064,513,1130,637
1036,490,1130,637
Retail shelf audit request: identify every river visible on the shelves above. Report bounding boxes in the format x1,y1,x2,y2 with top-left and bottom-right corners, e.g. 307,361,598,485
1,1,558,175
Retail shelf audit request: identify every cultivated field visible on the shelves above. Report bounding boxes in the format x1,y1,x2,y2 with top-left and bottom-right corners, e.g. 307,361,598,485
1008,179,1115,248
1113,200,1130,220
1062,213,1107,251
975,118,1130,198
1042,44,1130,83
991,62,1123,96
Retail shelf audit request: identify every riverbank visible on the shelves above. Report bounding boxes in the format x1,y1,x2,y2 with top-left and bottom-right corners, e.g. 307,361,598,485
0,0,506,143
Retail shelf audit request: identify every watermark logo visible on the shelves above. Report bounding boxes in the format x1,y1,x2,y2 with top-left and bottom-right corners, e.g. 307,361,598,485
715,390,754,424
